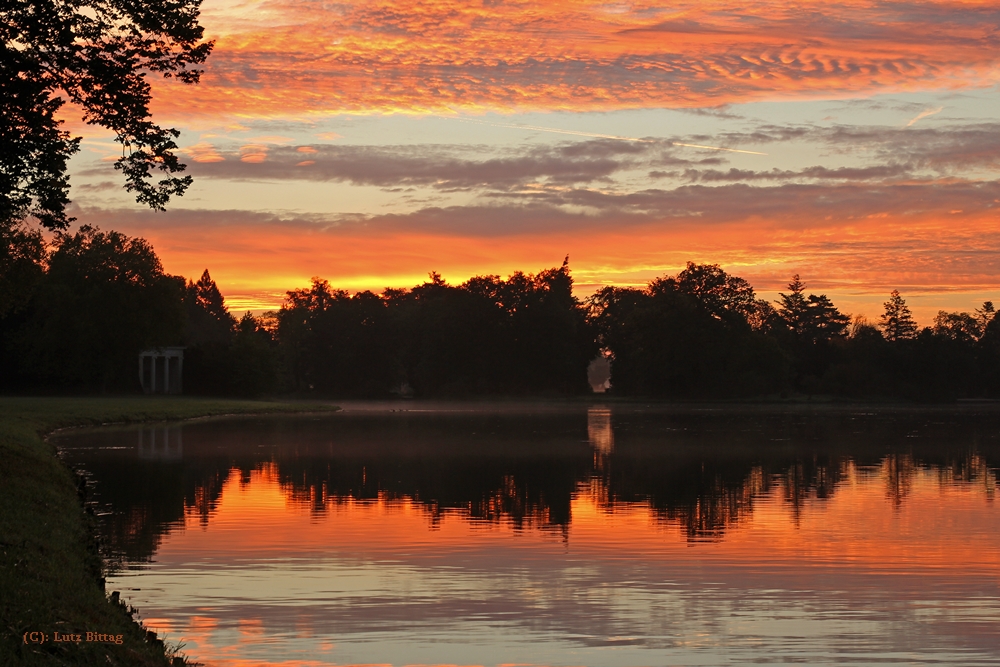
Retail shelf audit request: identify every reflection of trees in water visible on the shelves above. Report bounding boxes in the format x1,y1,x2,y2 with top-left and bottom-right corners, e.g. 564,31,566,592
882,454,916,508
777,456,849,525
936,452,997,501
595,454,769,540
659,466,766,540
877,450,999,509
62,410,1000,568
86,461,231,573
275,455,583,530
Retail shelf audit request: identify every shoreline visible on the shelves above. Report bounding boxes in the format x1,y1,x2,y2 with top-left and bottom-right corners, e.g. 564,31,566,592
0,397,338,667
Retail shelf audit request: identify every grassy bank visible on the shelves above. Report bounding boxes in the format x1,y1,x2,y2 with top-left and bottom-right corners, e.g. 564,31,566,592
0,397,337,666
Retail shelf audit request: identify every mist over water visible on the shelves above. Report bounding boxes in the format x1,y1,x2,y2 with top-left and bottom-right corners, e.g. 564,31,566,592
56,403,1000,666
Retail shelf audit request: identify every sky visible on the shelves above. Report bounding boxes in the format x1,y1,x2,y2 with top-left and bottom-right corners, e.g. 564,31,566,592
62,0,1000,322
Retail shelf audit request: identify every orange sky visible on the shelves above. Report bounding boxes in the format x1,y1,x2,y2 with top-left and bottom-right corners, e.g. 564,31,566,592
63,0,1000,320
148,0,1000,118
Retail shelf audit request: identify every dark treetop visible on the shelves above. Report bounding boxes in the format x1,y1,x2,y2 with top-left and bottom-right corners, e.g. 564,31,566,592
1,0,213,229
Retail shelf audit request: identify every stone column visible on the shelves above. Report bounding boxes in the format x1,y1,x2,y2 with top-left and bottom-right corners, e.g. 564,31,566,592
151,354,157,394
163,353,170,395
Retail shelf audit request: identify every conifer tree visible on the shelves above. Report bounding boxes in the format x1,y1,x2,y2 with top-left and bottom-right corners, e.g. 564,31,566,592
776,276,849,342
975,301,996,337
879,290,917,341
806,294,850,340
185,269,235,344
777,275,810,336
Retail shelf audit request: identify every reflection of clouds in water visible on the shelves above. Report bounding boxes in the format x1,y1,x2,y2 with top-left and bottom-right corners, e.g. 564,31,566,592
125,463,1000,667
65,410,1000,666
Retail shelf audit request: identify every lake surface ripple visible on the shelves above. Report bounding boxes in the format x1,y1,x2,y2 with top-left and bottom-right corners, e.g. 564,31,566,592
55,403,1000,666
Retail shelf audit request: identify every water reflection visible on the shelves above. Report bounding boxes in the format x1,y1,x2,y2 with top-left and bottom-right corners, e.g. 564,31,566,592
55,404,1000,666
137,425,183,460
59,405,1000,563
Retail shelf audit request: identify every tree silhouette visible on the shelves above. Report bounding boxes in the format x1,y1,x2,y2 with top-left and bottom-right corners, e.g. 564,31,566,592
776,275,849,343
769,275,850,389
975,301,996,335
932,310,980,343
674,261,758,322
2,0,213,229
185,269,235,344
590,264,787,397
0,220,45,318
776,275,811,336
23,226,185,389
5,237,1000,400
880,290,917,341
805,293,850,341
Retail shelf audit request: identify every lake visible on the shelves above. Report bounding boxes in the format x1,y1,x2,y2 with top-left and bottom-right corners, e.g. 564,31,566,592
54,402,1000,666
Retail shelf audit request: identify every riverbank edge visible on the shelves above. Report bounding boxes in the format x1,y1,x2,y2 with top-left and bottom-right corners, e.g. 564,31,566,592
0,397,339,667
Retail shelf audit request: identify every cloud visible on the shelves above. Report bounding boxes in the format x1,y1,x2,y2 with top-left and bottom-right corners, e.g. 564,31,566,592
822,123,1000,171
700,122,1000,174
74,181,123,193
71,172,1000,280
239,145,269,163
171,121,1000,192
147,0,1000,120
185,142,226,163
179,140,678,189
684,165,914,183
487,180,1000,228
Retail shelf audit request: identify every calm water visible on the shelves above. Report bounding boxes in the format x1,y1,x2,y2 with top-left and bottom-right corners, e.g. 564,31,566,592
55,403,1000,666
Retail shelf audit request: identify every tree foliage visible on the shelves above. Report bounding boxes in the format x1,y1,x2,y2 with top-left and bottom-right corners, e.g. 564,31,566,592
879,289,917,341
589,264,788,398
776,275,849,343
185,269,236,344
275,260,597,397
0,219,46,317
19,225,185,389
5,235,1000,401
2,0,213,228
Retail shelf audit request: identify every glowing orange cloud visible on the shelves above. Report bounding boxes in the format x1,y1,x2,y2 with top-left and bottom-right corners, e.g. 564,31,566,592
146,0,1000,119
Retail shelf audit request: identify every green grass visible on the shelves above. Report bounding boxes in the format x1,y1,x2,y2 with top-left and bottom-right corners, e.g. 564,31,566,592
0,396,337,666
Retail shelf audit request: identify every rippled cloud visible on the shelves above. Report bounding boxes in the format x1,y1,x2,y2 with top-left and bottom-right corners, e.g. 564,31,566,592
147,0,1000,120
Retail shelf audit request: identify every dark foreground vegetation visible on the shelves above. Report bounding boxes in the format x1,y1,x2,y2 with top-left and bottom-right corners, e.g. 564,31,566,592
3,221,1000,400
0,397,336,666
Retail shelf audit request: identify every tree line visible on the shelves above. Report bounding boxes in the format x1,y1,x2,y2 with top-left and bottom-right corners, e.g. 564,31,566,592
2,222,999,399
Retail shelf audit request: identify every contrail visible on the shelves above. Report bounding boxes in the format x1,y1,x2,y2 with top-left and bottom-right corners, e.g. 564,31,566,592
464,119,654,143
670,142,767,156
905,106,944,127
455,118,767,155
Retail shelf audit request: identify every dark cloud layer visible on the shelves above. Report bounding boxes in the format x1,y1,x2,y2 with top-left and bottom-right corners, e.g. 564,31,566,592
178,139,685,189
153,121,1000,195
79,177,1000,239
